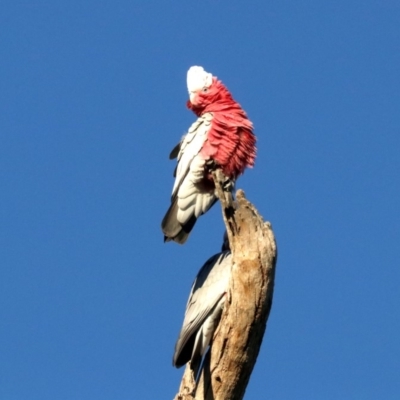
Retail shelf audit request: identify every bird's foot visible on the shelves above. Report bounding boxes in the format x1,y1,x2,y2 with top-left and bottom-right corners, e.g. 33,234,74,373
222,178,234,192
205,159,218,170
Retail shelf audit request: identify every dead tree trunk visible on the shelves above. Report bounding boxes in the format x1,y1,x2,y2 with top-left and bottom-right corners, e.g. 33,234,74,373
174,170,278,400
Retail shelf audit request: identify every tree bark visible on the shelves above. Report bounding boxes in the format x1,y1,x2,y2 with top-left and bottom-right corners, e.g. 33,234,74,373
174,170,277,400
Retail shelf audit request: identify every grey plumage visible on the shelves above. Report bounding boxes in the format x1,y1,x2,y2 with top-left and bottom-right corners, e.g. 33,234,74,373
162,114,217,244
173,245,232,378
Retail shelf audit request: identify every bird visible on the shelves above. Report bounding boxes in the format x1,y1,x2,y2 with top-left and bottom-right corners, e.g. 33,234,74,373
173,233,232,379
161,66,256,244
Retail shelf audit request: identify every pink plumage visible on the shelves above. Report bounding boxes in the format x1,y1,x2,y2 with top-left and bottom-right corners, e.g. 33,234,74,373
162,66,257,244
189,77,256,180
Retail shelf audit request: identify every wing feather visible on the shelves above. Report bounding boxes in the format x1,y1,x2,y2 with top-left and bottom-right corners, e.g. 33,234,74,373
162,113,216,243
173,251,232,367
172,114,211,197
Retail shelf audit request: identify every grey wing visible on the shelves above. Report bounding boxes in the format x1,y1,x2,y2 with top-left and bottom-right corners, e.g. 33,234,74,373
161,114,216,244
173,251,232,368
171,114,211,198
169,141,181,160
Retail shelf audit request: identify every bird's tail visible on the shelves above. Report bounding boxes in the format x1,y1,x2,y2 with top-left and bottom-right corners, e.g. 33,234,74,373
161,196,197,244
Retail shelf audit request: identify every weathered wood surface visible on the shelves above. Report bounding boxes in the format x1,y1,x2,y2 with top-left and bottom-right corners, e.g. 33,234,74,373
174,170,277,400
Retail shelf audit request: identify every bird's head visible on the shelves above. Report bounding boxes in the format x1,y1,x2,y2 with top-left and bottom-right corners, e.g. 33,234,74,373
186,66,228,115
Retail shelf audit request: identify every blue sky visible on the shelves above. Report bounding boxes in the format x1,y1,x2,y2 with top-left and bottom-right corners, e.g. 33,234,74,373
1,1,399,399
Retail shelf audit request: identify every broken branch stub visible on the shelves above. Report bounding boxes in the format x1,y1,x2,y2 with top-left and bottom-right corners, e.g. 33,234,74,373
174,169,277,400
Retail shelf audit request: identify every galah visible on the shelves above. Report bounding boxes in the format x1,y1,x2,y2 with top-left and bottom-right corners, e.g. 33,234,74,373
161,66,256,244
173,234,231,378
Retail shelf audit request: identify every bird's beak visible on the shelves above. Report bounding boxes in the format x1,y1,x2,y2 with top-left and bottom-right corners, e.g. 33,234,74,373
189,92,197,105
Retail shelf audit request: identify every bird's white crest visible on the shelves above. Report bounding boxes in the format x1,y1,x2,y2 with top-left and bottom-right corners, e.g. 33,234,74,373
187,66,213,94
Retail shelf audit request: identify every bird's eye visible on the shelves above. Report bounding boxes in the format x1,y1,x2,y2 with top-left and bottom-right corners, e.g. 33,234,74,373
202,87,208,93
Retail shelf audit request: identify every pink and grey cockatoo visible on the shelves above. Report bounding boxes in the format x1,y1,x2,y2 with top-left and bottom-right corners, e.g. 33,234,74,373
161,66,256,244
173,234,231,378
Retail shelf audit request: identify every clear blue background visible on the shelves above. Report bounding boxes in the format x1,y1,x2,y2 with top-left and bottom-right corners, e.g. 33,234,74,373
1,1,399,399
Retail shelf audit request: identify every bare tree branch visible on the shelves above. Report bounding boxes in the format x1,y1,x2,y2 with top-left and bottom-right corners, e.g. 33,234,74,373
174,169,277,400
